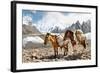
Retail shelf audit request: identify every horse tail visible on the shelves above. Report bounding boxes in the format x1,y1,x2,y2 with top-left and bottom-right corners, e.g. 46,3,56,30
81,40,86,49
83,43,86,49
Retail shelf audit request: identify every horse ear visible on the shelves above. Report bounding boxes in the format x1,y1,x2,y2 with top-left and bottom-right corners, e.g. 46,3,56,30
55,35,57,37
47,33,50,35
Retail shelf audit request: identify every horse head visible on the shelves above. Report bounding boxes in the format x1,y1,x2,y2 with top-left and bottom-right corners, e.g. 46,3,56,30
63,30,74,41
63,30,76,47
44,33,51,45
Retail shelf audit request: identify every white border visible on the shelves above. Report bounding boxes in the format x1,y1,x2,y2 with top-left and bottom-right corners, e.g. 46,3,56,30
16,4,96,70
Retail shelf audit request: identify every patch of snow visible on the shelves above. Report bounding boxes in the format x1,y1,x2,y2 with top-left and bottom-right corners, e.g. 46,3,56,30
23,36,44,47
85,33,91,40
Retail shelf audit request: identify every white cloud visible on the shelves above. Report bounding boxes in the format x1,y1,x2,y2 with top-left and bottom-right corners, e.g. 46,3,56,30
37,12,68,32
66,13,91,24
23,16,32,25
31,10,36,14
37,12,91,32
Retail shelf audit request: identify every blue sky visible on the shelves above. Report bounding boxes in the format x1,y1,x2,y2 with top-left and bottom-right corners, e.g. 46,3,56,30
22,10,91,25
22,10,71,24
22,10,46,24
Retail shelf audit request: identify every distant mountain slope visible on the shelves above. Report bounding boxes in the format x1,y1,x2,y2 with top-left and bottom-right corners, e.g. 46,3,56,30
81,20,91,33
23,19,91,34
67,21,82,31
22,24,41,35
22,24,45,49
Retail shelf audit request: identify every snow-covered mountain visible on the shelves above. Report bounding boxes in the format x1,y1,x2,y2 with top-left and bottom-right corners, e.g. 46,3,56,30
35,20,91,33
65,20,91,33
23,19,91,34
82,20,91,33
67,20,82,31
23,11,91,33
36,12,68,32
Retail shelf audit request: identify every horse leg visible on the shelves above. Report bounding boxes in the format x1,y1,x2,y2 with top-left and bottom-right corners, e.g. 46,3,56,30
56,48,58,56
54,48,57,58
64,48,66,56
84,40,87,49
56,48,58,57
64,46,68,56
54,49,56,57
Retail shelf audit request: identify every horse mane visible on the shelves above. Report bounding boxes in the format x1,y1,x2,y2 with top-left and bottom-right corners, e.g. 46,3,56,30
63,30,76,46
63,30,74,41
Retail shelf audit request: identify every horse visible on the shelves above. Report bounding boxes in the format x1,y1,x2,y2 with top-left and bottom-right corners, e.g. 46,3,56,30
44,31,76,56
63,30,76,47
44,33,60,57
75,29,87,49
56,34,70,56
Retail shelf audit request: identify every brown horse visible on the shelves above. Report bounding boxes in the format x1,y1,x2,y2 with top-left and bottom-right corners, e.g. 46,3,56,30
63,30,76,47
44,33,60,57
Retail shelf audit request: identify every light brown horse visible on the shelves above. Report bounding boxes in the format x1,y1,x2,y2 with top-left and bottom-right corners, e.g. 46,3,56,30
75,29,87,49
44,33,60,57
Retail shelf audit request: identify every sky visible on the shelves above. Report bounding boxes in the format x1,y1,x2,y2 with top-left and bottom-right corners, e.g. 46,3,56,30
22,10,91,27
23,10,45,24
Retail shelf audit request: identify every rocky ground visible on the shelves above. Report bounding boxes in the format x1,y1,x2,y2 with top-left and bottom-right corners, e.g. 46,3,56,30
22,40,91,63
